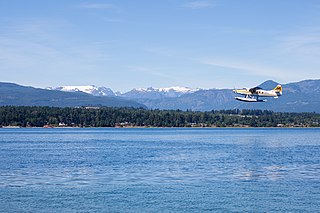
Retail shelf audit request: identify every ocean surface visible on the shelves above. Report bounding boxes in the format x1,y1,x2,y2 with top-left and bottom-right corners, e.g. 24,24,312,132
0,128,319,212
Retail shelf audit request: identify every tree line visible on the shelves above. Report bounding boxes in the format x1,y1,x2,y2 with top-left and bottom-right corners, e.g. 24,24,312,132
0,106,319,127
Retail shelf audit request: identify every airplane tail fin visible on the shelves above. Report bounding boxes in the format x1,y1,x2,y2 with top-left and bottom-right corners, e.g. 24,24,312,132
273,85,282,95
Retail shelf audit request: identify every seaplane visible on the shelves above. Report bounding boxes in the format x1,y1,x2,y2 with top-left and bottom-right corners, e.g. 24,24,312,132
233,85,282,102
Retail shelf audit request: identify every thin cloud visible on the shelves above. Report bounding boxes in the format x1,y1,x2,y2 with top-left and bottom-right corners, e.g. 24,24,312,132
0,20,112,87
79,3,123,14
281,35,320,51
80,3,118,10
144,46,176,57
199,58,301,81
184,1,213,9
102,17,126,23
272,28,320,78
278,33,320,60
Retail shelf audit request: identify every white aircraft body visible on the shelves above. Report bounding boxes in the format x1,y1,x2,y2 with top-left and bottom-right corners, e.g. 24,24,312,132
233,85,282,102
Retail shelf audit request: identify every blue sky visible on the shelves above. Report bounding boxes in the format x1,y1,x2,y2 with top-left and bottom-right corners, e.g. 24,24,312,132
1,0,320,91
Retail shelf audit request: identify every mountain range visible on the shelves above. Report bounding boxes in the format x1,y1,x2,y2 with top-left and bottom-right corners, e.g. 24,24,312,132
0,82,145,108
1,79,319,113
48,85,199,99
46,85,116,97
45,79,320,113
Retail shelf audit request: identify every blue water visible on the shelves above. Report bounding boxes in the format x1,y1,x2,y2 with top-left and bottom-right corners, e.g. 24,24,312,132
0,128,319,212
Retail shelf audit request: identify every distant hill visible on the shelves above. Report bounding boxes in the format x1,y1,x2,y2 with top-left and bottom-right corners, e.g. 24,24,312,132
0,82,145,108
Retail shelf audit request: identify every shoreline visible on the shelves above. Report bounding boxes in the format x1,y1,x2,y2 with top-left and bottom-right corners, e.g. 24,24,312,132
1,126,319,129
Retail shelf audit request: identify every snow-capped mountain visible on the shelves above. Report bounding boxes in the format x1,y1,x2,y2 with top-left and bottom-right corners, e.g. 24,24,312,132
122,86,200,99
46,85,199,99
46,85,115,97
135,86,197,93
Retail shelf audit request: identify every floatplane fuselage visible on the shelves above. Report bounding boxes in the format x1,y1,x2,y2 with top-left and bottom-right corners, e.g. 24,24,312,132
233,85,282,102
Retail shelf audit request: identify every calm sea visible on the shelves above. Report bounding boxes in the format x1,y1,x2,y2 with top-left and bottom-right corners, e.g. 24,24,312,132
0,128,319,212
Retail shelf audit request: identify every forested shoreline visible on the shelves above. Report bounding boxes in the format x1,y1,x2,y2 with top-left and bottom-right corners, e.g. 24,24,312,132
0,106,319,128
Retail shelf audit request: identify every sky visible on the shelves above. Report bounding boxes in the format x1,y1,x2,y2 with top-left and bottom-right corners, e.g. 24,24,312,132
1,0,320,92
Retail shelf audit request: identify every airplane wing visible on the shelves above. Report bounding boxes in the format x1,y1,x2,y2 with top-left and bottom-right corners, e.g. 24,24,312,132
233,89,252,95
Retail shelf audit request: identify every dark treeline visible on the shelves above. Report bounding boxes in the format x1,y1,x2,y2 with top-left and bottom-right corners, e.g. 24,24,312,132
0,106,319,127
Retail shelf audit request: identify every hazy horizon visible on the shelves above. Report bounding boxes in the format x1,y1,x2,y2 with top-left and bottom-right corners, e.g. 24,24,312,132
3,78,319,93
